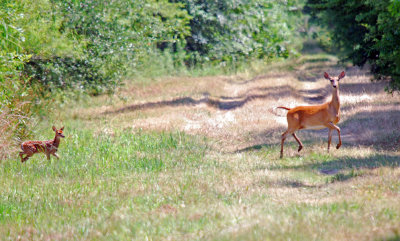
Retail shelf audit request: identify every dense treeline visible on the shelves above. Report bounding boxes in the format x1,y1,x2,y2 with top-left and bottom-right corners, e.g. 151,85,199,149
306,0,400,93
1,0,302,96
172,0,301,61
1,0,303,100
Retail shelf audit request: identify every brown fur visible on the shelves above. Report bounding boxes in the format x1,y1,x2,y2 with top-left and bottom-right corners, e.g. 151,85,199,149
279,71,345,158
19,126,65,162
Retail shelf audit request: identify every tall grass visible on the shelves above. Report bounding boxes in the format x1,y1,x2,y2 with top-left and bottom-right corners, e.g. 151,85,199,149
0,122,209,239
0,102,34,161
0,109,19,160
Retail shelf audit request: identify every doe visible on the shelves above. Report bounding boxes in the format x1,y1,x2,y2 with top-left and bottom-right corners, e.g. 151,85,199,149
19,126,65,162
278,71,345,158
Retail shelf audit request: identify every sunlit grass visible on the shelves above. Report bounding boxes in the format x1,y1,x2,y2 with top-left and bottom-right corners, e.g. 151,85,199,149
1,121,400,240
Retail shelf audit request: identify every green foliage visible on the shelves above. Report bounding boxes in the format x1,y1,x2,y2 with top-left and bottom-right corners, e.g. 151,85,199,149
1,1,38,153
15,0,191,94
2,0,306,97
306,0,400,93
173,0,303,65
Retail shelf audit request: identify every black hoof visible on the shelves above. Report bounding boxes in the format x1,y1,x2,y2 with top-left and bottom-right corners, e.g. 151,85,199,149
298,146,303,152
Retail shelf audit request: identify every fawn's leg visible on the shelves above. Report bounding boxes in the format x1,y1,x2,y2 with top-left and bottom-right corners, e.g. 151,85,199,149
19,152,25,162
22,153,32,162
52,153,59,159
292,133,303,152
46,153,51,160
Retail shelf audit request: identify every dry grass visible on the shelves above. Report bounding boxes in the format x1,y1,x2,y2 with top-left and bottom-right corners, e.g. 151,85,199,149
0,112,13,160
0,107,28,160
70,54,400,153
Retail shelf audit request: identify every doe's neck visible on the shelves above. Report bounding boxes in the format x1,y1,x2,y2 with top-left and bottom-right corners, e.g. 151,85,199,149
330,86,340,110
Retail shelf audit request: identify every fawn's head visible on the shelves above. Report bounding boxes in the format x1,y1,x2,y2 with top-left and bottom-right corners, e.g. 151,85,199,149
324,71,345,89
52,126,65,138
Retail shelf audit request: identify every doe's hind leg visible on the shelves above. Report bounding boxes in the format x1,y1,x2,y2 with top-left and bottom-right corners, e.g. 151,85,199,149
292,133,303,152
281,129,294,158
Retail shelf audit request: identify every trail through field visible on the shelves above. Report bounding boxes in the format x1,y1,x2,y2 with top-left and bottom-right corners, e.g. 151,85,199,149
86,54,400,155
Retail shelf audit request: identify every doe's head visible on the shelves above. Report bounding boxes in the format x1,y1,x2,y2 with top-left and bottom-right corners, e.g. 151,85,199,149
324,71,345,88
52,126,65,138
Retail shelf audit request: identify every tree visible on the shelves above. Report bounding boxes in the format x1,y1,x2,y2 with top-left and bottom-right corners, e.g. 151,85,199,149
306,0,400,93
171,0,303,64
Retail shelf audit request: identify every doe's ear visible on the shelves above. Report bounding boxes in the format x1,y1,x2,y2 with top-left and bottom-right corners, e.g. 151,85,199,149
52,126,57,131
60,126,64,131
338,71,346,80
324,72,330,79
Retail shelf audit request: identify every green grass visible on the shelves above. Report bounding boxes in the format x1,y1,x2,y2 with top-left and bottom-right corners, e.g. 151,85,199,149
2,123,399,240
0,123,212,239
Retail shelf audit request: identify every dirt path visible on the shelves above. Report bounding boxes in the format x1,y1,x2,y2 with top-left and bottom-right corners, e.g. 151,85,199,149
80,54,400,154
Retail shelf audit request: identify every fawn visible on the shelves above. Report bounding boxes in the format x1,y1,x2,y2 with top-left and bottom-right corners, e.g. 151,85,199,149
19,126,65,162
278,71,345,158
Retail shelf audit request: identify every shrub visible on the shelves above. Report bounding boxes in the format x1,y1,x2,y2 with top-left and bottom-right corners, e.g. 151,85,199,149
306,0,400,93
173,0,304,65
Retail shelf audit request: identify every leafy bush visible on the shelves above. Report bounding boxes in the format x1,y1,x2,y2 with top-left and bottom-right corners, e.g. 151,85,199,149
173,0,303,65
3,0,305,97
13,0,189,94
306,0,400,93
0,2,36,157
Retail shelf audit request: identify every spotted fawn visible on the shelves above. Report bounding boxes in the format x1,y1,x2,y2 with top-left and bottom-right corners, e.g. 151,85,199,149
19,126,65,162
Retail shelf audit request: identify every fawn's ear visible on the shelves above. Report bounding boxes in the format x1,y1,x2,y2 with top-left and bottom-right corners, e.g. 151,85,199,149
324,72,331,80
338,71,345,80
52,126,57,131
60,126,64,131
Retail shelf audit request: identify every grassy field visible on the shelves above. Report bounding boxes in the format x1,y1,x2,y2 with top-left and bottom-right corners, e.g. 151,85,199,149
1,53,400,240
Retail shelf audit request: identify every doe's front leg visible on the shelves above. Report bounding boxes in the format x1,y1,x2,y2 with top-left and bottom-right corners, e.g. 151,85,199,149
325,122,342,149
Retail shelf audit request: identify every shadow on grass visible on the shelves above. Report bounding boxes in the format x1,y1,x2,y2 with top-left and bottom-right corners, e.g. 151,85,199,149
340,82,386,95
251,150,399,184
237,132,399,168
339,109,400,151
103,85,298,114
235,143,274,153
269,154,400,173
260,178,318,188
298,86,330,103
381,235,400,241
103,54,379,115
